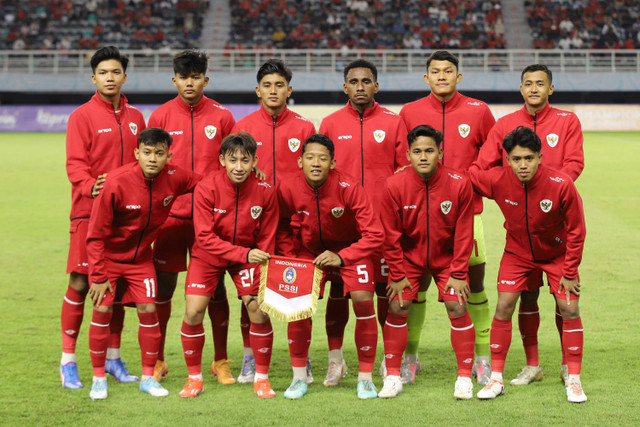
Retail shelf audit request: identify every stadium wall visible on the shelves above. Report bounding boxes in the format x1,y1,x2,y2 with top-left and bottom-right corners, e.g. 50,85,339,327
2,103,639,133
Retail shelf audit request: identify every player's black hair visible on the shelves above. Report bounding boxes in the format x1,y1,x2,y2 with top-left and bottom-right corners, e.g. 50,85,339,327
426,50,459,71
173,49,208,75
139,127,173,148
521,64,553,84
502,126,541,154
407,124,443,148
220,133,258,158
301,134,335,159
90,46,129,73
257,58,292,83
343,59,378,82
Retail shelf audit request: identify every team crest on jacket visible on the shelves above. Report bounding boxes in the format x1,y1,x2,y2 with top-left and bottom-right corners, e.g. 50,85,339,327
288,138,301,152
251,205,263,219
540,199,552,213
546,133,559,148
204,125,217,140
129,122,138,135
441,201,452,214
458,124,470,138
331,207,344,218
163,195,174,206
373,130,386,143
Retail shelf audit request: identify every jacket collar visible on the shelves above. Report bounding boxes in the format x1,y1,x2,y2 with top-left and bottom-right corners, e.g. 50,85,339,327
426,91,462,111
92,91,128,112
409,163,444,188
344,100,380,119
517,102,552,124
175,94,210,113
258,104,291,124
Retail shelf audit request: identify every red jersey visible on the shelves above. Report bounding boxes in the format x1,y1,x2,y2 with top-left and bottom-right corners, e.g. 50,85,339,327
475,103,584,181
319,101,408,206
66,92,146,220
399,91,496,214
468,164,586,279
381,165,474,282
148,95,235,218
86,162,200,283
232,105,316,186
277,170,384,266
191,169,278,267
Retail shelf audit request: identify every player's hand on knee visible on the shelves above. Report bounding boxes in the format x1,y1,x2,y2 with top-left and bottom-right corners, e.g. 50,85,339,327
559,276,580,305
387,278,412,308
446,277,469,305
248,248,270,263
313,250,342,268
89,281,112,306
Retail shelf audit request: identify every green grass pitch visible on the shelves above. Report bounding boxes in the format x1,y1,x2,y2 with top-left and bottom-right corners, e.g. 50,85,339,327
0,132,638,426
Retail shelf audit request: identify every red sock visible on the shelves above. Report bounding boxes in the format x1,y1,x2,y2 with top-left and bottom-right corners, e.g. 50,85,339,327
326,287,349,351
555,304,566,364
382,311,408,376
376,293,389,329
155,298,172,361
287,318,311,367
250,320,273,375
490,317,512,374
450,312,475,377
518,303,539,366
181,321,205,376
61,286,86,353
138,311,161,377
108,302,124,351
89,310,112,377
208,297,229,361
240,303,251,349
353,300,377,373
562,317,583,375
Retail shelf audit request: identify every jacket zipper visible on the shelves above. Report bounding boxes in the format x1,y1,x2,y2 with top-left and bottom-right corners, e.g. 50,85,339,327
133,179,153,262
113,108,124,165
523,182,537,261
360,114,365,186
232,184,239,244
190,105,195,218
272,116,277,186
314,188,327,250
425,181,430,268
441,100,446,165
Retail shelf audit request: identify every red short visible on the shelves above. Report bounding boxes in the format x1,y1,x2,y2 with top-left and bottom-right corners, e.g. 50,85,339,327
321,258,376,297
153,217,194,272
91,259,158,306
185,257,260,298
497,251,580,300
396,259,461,303
372,250,389,284
67,218,89,275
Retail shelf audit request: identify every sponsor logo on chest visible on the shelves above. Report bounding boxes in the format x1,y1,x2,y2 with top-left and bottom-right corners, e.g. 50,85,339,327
126,204,141,210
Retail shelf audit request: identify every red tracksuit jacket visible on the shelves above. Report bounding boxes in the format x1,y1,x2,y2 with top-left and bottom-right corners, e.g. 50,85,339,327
475,103,584,181
86,162,200,283
399,91,496,214
148,95,235,218
232,105,316,186
381,165,474,282
319,101,408,206
66,92,146,220
468,164,586,279
191,169,278,267
277,170,384,266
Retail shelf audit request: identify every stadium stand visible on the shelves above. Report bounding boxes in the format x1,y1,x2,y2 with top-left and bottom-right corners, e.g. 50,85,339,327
526,0,640,49
0,0,209,50
226,0,506,50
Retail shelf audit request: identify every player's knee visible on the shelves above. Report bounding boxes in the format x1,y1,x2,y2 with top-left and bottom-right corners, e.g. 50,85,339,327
184,306,205,324
445,302,467,317
389,300,410,316
68,272,89,293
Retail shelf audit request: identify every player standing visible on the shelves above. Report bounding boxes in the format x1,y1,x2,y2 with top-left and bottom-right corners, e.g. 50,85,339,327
476,64,584,386
86,128,200,400
471,126,587,403
379,125,476,399
318,59,408,387
399,51,496,385
148,50,236,384
179,133,279,399
277,134,384,399
61,46,146,388
232,59,316,383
